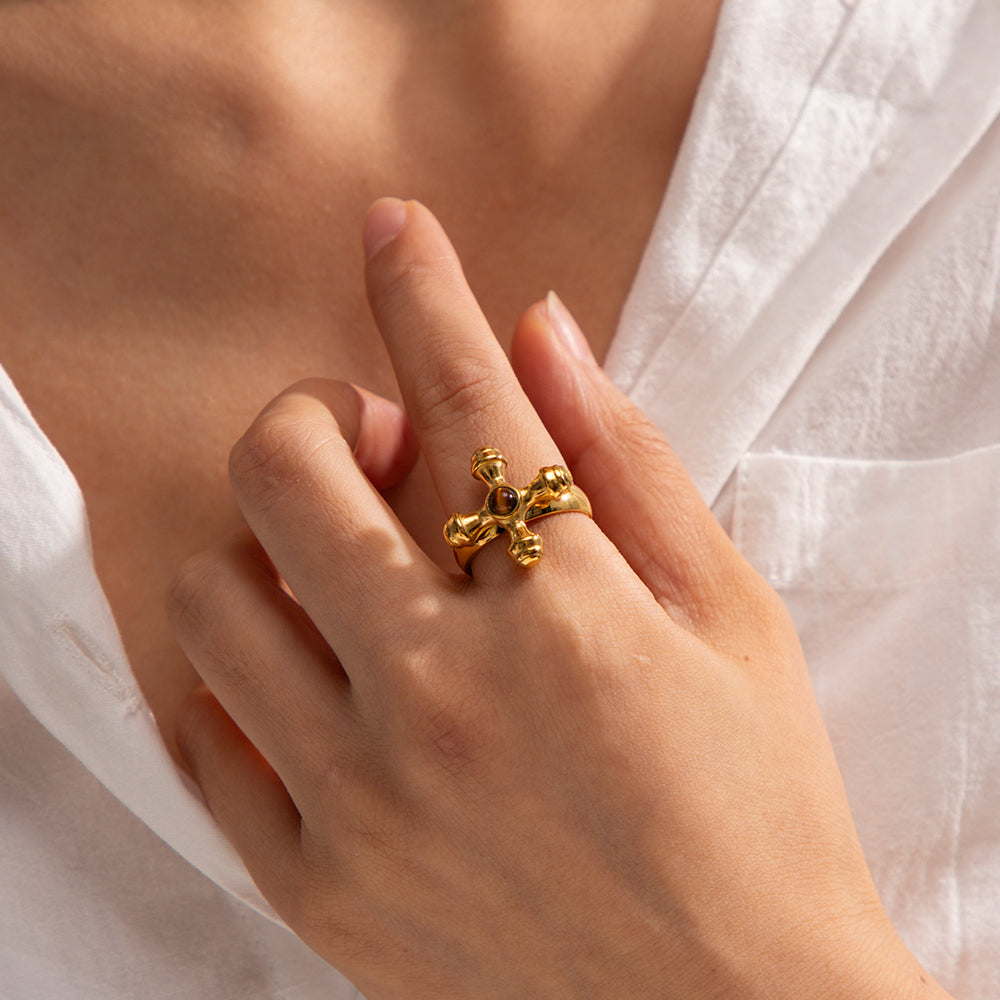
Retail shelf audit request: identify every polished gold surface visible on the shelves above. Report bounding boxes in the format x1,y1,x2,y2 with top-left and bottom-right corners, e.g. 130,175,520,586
443,447,592,570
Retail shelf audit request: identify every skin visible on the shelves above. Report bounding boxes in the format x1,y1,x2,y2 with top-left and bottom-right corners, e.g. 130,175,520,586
0,2,959,995
0,0,716,759
168,199,952,998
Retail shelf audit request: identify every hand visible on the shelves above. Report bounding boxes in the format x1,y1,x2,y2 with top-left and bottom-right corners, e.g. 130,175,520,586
168,199,947,1000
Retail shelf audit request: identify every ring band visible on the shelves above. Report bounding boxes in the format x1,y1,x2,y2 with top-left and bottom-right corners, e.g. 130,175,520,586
443,447,592,570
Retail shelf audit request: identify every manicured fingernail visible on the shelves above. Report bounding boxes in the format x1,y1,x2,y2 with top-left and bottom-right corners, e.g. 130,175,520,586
363,198,408,259
544,290,596,365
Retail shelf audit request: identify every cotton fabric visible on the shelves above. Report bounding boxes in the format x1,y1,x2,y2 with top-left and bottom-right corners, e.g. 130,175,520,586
2,0,999,995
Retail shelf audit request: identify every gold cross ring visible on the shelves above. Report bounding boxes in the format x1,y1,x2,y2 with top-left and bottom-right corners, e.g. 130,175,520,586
443,447,592,570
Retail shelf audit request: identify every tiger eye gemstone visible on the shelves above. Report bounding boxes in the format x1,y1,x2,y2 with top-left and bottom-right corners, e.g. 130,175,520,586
487,485,519,516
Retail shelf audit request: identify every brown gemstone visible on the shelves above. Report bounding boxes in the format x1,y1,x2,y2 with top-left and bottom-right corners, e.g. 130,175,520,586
487,485,519,517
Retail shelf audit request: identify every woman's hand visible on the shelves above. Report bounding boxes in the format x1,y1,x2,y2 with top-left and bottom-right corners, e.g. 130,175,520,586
167,199,945,1000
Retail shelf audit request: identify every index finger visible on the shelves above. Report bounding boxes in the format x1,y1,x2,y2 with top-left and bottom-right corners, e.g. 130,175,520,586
363,199,564,534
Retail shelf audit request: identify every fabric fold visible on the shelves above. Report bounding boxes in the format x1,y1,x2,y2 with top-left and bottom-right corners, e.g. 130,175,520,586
608,0,1000,506
0,364,280,925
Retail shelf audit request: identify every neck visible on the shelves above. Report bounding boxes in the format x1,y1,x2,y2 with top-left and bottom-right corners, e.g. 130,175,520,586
358,0,720,173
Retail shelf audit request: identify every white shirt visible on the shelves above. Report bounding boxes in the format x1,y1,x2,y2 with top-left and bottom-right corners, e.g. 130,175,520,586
2,0,999,996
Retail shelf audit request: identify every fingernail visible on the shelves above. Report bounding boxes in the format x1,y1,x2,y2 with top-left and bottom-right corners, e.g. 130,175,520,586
363,198,408,259
544,291,596,365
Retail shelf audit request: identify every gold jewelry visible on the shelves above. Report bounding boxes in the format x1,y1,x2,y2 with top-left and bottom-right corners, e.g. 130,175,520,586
443,447,592,570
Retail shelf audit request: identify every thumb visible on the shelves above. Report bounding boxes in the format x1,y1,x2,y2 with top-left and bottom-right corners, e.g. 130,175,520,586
510,293,764,634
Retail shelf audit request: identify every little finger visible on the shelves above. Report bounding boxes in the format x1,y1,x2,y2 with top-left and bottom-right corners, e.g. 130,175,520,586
176,684,305,919
168,529,358,805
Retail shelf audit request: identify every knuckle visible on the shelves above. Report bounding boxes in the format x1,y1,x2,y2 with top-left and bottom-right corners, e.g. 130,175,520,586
410,352,511,437
567,399,663,473
371,244,466,311
165,555,252,688
413,685,491,782
165,549,227,632
229,408,336,513
228,410,298,486
614,404,671,454
173,687,220,775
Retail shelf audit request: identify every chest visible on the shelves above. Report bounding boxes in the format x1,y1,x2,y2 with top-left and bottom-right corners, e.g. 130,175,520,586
0,0,717,755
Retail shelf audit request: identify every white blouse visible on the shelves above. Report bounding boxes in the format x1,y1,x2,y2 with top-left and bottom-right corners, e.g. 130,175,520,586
2,0,999,995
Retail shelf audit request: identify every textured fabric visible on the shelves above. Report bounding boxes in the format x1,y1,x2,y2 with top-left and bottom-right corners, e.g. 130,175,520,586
606,1,1000,994
2,0,999,996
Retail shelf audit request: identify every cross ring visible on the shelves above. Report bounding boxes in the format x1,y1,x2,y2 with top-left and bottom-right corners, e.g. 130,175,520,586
443,447,592,570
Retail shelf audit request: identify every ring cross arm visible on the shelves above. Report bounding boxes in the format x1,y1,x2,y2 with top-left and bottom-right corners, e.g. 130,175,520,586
443,447,592,570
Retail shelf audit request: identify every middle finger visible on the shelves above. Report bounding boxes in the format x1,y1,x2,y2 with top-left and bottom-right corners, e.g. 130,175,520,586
363,200,587,577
